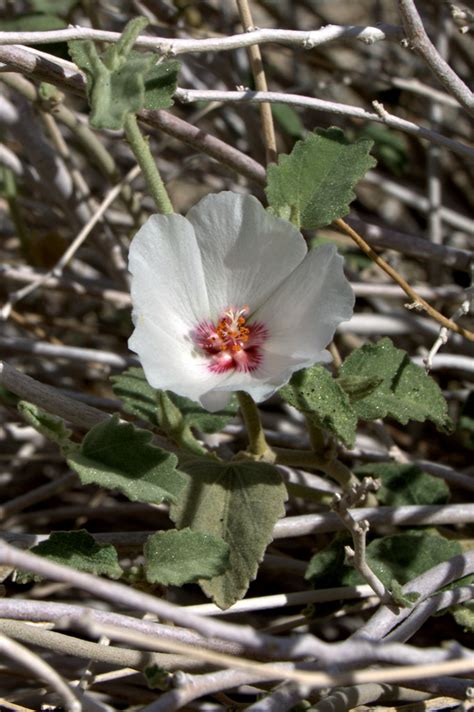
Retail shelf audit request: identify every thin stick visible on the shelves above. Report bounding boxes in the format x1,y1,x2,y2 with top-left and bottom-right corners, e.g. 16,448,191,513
425,296,472,370
52,615,474,692
0,620,201,672
174,88,474,161
185,585,374,616
1,44,471,160
141,109,267,185
397,0,474,115
0,24,402,53
0,632,80,712
0,471,77,519
332,479,391,603
236,0,277,164
0,164,140,320
335,218,474,342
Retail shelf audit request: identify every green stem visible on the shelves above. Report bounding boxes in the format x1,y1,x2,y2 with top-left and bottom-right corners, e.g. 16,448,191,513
157,392,207,455
237,391,269,458
124,113,173,214
304,415,326,452
273,447,356,488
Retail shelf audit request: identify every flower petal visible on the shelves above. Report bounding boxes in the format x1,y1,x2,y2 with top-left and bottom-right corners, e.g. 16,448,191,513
255,243,354,363
186,192,307,318
129,213,209,339
129,317,225,403
198,362,295,411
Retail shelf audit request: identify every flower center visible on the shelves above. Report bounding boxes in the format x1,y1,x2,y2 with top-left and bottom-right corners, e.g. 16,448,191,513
193,306,267,373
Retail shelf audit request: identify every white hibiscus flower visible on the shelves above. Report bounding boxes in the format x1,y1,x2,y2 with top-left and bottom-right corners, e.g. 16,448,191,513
128,192,354,412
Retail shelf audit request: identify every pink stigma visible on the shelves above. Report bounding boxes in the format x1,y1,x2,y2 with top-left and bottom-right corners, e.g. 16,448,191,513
193,306,267,373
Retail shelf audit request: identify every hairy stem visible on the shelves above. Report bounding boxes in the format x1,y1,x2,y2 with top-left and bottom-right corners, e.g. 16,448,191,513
124,113,173,214
237,391,271,458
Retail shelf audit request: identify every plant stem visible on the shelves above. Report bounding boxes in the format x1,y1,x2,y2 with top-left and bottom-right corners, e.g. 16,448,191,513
123,113,173,214
304,416,326,452
335,217,474,342
273,447,356,488
237,391,270,458
236,0,277,164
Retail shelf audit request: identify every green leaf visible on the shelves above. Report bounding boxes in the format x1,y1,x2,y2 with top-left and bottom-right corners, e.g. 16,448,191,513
68,17,179,130
339,338,453,431
336,374,383,402
67,415,186,504
143,60,180,110
306,530,462,598
451,602,474,632
355,462,450,506
305,534,350,585
144,664,173,691
144,528,230,586
111,367,237,434
16,530,123,583
17,401,76,455
170,459,287,609
30,0,81,15
357,125,408,176
0,14,66,31
390,578,420,607
271,103,305,139
343,530,462,590
280,365,357,447
266,127,376,229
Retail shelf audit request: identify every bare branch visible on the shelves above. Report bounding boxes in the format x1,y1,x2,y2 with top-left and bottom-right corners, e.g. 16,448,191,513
174,89,474,160
398,0,474,114
0,43,471,161
332,478,391,602
0,361,110,431
0,165,140,320
236,0,277,164
0,631,81,712
0,24,402,54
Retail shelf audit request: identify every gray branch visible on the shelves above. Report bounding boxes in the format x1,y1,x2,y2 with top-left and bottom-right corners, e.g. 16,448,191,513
398,0,474,115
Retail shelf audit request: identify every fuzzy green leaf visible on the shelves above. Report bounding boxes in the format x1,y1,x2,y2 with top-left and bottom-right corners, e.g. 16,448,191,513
390,578,420,607
16,530,123,583
68,17,179,130
451,602,474,632
336,374,383,402
17,401,76,455
356,462,450,506
266,127,376,229
143,60,180,110
306,530,462,595
67,414,186,504
144,528,230,586
111,367,237,434
344,530,462,589
280,365,357,447
171,459,287,609
339,338,453,431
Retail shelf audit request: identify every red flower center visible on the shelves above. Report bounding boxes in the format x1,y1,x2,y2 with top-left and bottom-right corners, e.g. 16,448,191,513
194,306,267,373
